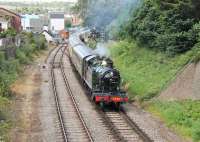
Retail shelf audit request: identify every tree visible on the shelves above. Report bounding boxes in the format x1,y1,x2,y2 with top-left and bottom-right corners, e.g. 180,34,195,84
119,0,200,54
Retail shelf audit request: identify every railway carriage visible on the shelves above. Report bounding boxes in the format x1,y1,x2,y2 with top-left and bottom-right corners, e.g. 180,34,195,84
68,30,128,108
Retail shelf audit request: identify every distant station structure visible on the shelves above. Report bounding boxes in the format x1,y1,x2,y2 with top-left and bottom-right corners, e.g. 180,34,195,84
49,12,65,34
21,14,48,33
0,7,22,32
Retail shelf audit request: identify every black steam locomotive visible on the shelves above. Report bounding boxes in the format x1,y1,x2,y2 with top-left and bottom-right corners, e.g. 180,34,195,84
67,30,128,107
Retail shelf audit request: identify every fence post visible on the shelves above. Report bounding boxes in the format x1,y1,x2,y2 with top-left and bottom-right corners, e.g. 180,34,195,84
0,35,20,59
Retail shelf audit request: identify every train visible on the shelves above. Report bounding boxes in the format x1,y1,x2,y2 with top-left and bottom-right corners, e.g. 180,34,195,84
67,29,128,108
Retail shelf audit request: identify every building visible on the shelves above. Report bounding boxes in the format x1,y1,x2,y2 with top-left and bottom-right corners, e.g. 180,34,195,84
21,14,48,33
49,12,64,34
0,7,21,32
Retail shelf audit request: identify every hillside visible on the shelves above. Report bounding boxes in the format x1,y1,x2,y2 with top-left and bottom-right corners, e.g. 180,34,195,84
109,0,200,141
110,40,194,100
110,40,200,142
159,62,200,100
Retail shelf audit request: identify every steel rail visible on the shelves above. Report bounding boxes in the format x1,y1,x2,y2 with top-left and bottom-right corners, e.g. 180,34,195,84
50,45,68,142
60,46,94,142
121,109,152,142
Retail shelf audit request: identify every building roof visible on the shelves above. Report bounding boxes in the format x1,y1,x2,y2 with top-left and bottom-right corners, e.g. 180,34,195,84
21,14,40,19
0,7,21,18
49,12,64,19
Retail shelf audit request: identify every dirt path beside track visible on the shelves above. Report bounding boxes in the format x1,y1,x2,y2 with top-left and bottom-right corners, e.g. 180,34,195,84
10,47,54,142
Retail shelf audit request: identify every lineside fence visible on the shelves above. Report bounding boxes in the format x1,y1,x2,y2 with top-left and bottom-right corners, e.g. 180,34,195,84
0,36,21,59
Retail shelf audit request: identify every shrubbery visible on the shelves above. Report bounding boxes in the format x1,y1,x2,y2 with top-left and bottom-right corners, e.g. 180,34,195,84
0,28,17,38
0,33,47,96
0,32,47,140
119,0,200,55
0,32,47,97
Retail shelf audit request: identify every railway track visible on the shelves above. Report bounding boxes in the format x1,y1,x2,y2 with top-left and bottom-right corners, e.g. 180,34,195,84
48,42,151,142
50,45,68,141
61,48,152,142
102,109,152,142
49,44,94,142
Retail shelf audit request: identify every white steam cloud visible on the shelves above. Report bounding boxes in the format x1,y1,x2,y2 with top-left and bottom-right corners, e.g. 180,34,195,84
93,43,110,57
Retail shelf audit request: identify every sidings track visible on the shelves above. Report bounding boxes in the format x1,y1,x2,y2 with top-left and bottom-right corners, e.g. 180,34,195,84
49,43,94,142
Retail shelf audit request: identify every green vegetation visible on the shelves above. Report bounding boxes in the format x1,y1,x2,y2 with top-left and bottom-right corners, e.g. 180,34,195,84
65,20,72,28
110,40,200,101
77,0,200,141
0,1,75,14
110,40,200,141
109,1,200,141
0,32,47,141
0,96,11,141
119,0,200,55
148,100,200,142
0,28,17,38
0,32,47,95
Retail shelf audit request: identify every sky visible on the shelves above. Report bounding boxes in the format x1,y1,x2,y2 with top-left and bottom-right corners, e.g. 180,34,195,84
0,0,77,2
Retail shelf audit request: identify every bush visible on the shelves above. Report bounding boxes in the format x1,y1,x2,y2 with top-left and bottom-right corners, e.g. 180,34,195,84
5,28,17,37
0,28,16,38
35,35,47,50
0,32,47,97
16,48,29,64
0,96,11,141
0,31,47,141
119,0,200,54
65,20,72,28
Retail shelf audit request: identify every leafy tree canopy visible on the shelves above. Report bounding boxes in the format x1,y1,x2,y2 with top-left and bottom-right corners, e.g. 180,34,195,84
119,0,200,54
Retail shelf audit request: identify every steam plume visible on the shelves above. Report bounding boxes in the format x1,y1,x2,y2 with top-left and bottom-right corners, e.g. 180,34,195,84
93,43,110,57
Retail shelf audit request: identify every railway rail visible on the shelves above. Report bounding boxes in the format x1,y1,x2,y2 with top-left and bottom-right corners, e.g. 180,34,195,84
60,46,94,142
47,42,152,142
61,45,152,142
102,109,152,142
49,43,94,142
50,45,68,141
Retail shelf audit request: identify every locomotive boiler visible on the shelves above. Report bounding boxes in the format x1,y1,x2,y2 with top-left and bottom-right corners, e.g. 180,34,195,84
67,29,128,108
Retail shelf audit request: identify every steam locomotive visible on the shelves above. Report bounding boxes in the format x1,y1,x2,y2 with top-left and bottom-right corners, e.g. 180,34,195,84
67,30,128,108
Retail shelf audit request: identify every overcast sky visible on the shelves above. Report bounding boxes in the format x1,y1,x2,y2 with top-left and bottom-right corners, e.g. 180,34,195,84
0,0,77,2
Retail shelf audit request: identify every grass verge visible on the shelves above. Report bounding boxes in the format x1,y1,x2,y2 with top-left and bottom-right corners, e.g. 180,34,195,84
110,40,200,141
0,32,47,141
0,96,11,141
147,100,200,142
110,40,199,101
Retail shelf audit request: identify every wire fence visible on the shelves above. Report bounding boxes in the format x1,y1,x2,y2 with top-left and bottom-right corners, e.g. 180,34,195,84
0,36,21,59
0,36,21,49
